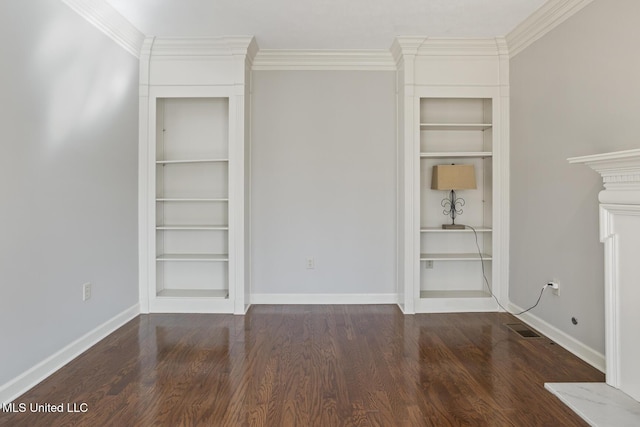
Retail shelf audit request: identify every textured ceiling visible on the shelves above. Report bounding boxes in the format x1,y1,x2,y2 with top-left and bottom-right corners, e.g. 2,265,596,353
105,0,547,50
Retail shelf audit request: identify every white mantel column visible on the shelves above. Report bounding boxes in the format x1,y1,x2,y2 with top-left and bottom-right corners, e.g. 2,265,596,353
569,149,640,402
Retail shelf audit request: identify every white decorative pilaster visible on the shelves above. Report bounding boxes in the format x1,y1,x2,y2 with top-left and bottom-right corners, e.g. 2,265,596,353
392,37,426,314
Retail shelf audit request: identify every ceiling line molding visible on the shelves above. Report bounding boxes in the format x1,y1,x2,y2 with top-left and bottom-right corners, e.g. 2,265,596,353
415,38,507,57
252,50,396,71
60,0,145,58
506,0,595,57
391,36,428,64
393,37,508,60
148,36,258,58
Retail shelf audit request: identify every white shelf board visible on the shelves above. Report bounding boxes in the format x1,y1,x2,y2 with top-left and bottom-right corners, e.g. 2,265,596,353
420,253,492,261
420,123,492,131
156,158,229,164
421,226,492,233
156,198,229,202
413,293,498,313
420,152,492,158
157,289,229,299
156,224,228,230
420,290,491,299
156,253,229,262
149,295,234,313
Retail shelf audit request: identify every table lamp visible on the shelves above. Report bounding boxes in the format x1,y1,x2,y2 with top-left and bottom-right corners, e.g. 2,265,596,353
431,164,477,229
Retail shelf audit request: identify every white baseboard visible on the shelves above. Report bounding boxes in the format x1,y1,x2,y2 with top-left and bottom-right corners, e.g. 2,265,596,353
508,302,605,373
250,293,398,305
0,304,140,404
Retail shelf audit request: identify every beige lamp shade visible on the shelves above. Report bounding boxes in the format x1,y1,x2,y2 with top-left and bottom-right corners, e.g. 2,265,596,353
431,164,476,190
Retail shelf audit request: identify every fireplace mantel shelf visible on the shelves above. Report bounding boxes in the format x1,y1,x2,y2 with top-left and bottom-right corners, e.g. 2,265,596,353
569,148,640,204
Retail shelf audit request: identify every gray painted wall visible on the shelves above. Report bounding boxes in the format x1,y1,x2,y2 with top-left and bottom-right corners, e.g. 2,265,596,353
510,0,640,354
251,71,397,296
0,1,139,385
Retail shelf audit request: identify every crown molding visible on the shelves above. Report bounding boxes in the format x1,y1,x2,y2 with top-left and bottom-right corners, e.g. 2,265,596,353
416,38,506,57
391,36,428,63
148,36,257,58
252,50,396,71
495,37,509,57
60,0,145,58
392,37,507,60
245,37,260,66
60,0,593,62
506,0,595,58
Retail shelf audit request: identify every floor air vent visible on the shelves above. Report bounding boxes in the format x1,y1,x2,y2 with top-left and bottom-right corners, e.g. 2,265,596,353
505,323,542,338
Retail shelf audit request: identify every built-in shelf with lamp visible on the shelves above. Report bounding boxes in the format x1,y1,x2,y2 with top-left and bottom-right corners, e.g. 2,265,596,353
417,96,497,310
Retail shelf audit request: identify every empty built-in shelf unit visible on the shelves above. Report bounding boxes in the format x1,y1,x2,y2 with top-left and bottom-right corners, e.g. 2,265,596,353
155,97,230,300
139,36,256,314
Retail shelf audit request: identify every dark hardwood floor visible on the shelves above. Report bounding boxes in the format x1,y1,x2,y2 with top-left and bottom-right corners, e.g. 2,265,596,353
1,305,603,426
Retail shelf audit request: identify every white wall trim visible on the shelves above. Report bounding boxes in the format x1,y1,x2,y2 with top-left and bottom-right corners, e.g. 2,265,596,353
147,36,257,58
251,293,398,305
0,304,139,405
506,0,595,58
252,50,396,71
508,302,605,372
59,0,595,61
60,0,145,58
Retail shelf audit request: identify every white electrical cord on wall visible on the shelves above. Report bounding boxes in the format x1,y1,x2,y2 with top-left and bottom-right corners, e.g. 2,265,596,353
463,224,549,316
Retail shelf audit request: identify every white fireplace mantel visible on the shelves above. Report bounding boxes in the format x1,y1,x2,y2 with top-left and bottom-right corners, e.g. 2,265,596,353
545,150,640,426
568,148,640,402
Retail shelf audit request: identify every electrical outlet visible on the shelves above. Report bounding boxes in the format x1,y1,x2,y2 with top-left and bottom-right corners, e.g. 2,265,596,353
83,283,92,301
425,260,434,269
548,281,559,296
306,257,315,269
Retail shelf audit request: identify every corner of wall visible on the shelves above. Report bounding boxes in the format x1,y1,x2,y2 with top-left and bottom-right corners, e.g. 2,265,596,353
508,302,605,372
0,305,139,405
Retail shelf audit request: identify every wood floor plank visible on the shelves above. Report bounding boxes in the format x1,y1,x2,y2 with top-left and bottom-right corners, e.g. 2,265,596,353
0,306,603,426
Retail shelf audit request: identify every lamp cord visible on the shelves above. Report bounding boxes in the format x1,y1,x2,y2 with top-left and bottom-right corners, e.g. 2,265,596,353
463,224,547,316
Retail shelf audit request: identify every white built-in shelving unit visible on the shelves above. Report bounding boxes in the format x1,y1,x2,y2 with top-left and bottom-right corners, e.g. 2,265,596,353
136,35,506,314
139,36,256,314
154,97,231,301
394,37,509,313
